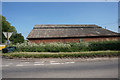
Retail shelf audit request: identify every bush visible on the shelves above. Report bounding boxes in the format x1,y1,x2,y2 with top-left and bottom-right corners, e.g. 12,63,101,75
7,40,120,52
88,40,120,51
68,42,88,52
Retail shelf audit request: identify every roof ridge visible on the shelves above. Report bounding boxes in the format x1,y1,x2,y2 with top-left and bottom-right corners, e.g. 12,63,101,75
34,24,101,28
34,24,97,26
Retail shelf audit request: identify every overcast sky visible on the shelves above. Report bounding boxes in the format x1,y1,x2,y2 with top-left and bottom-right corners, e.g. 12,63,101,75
2,2,119,39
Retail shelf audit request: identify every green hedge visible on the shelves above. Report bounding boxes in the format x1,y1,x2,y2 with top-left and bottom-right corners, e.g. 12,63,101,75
88,40,120,51
8,40,120,52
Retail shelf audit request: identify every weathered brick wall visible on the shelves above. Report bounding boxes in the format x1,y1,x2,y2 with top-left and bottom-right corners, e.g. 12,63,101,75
82,37,120,42
28,37,120,44
29,38,80,43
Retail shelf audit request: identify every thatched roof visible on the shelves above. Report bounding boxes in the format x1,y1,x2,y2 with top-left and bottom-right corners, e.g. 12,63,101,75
27,24,118,39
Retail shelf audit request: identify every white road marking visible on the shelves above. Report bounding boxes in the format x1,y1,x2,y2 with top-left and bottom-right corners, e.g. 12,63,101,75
16,64,24,67
3,61,75,67
65,62,69,64
65,62,75,64
25,62,30,63
50,61,56,63
61,63,65,64
69,62,75,63
34,62,41,64
50,63,61,65
2,65,9,67
34,64,44,66
41,61,44,63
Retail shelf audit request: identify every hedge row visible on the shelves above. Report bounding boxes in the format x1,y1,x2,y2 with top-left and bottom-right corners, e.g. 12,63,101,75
8,40,120,52
88,40,120,51
2,51,119,58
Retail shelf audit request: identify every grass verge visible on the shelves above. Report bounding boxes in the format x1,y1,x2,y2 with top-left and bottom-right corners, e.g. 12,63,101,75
2,51,120,59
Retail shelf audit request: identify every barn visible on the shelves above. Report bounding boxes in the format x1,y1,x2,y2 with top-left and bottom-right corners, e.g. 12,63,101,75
27,24,120,43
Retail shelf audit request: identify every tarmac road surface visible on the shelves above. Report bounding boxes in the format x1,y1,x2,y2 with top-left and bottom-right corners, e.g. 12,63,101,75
2,57,118,78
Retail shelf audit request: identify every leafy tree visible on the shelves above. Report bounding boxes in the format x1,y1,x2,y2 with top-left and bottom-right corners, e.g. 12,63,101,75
10,33,24,44
2,16,17,32
1,15,24,44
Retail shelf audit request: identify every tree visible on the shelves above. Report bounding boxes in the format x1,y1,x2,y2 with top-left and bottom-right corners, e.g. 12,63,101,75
1,15,24,44
2,16,17,32
10,33,24,44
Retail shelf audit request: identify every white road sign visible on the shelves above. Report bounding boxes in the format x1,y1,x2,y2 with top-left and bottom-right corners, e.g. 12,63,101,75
3,32,7,39
3,32,13,39
8,32,13,39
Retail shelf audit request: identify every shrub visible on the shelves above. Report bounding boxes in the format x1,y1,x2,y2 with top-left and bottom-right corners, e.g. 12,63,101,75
88,40,120,51
7,40,120,52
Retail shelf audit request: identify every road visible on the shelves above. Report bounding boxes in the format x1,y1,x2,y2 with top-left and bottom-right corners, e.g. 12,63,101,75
2,58,118,78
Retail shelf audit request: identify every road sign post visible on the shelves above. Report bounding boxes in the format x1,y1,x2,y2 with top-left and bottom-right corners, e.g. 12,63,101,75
3,32,13,45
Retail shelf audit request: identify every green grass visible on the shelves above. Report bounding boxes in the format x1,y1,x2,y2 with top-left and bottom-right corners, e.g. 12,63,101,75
2,51,119,59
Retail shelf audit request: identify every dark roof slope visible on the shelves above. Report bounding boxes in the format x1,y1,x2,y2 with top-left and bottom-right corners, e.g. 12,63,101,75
27,24,118,39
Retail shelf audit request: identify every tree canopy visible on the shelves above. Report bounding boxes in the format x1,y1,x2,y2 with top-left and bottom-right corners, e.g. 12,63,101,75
1,15,24,44
10,33,24,44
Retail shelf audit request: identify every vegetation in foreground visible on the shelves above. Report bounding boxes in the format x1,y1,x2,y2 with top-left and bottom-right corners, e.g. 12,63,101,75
2,51,119,58
8,40,120,52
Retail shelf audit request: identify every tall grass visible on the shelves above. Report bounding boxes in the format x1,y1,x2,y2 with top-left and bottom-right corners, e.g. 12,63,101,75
2,51,119,58
8,40,120,52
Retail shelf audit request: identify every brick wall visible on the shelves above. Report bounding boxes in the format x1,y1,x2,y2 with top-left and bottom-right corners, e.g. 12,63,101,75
28,37,120,44
29,38,80,43
82,37,120,42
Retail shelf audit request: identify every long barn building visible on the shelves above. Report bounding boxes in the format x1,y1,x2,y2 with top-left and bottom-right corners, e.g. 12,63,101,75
27,24,120,43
